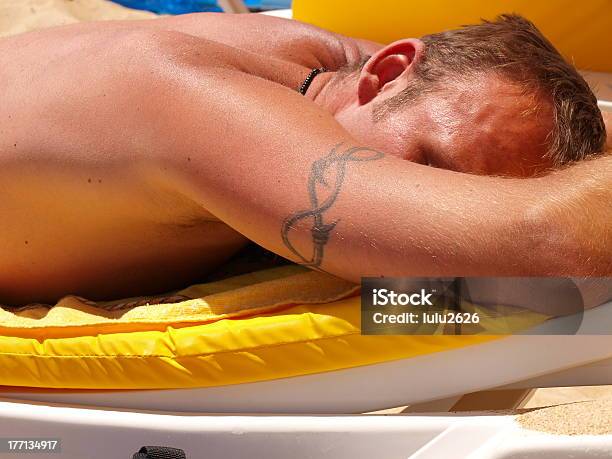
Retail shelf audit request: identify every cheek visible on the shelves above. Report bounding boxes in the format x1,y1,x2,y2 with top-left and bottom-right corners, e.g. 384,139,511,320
491,131,553,176
428,138,485,173
452,145,550,177
442,126,549,176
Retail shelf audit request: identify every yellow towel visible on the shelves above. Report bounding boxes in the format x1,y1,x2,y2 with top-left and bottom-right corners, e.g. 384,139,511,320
0,266,360,337
0,266,549,337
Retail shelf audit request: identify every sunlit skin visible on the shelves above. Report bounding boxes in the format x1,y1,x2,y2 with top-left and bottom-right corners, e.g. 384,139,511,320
0,13,609,305
331,70,555,176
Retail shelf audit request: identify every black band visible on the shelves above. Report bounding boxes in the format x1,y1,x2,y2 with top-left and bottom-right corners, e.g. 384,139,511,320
133,446,186,459
298,67,328,95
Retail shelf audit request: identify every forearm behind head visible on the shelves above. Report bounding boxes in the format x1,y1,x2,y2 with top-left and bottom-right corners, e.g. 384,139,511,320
530,155,612,276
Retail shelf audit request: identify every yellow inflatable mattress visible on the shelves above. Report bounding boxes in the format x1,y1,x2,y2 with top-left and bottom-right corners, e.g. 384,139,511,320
0,266,511,390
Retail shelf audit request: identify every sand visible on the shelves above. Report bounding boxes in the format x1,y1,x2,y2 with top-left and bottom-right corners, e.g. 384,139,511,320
0,0,156,38
523,385,612,409
518,398,612,436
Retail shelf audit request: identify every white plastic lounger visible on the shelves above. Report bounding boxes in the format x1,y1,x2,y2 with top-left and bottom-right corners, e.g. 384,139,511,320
1,301,610,458
261,8,292,18
1,401,611,459
1,336,611,415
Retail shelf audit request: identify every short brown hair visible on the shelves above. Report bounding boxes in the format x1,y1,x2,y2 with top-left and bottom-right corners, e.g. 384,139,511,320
378,14,606,165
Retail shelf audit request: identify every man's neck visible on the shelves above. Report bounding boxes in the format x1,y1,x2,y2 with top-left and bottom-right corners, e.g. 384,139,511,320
306,69,359,117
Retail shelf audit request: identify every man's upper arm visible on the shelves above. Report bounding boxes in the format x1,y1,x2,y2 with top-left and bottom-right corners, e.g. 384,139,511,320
161,68,611,280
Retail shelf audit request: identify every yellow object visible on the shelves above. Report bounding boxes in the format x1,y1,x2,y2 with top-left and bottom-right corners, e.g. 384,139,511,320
0,267,547,390
293,0,612,73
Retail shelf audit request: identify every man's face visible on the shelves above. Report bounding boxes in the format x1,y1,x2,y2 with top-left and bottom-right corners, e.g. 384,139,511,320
340,73,556,177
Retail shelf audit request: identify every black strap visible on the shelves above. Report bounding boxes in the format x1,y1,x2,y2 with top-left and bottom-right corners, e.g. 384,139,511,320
133,446,186,459
298,67,328,95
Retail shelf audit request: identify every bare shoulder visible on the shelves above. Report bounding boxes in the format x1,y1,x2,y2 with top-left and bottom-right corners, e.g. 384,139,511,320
155,12,364,70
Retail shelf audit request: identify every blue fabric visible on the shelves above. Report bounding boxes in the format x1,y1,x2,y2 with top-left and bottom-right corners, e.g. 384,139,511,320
112,0,290,14
112,0,220,13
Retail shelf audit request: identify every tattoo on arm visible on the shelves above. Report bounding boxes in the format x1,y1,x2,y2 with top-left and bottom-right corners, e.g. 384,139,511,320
281,144,384,269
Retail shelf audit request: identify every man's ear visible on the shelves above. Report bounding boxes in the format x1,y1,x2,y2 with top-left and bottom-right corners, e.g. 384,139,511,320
358,39,424,105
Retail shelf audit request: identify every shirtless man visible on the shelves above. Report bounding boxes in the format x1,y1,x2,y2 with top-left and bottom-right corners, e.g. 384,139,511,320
0,13,609,305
